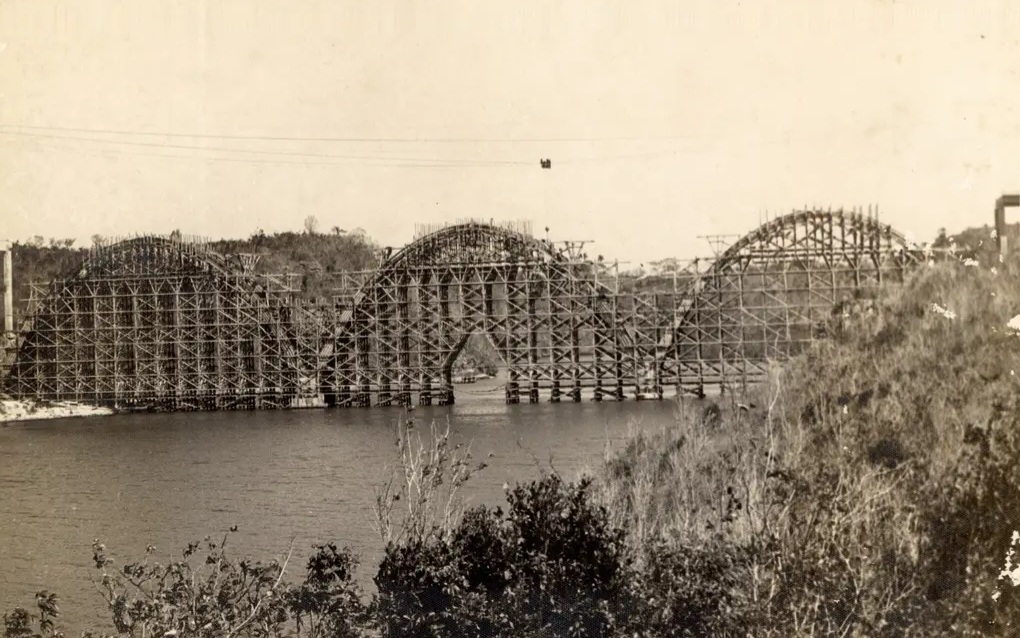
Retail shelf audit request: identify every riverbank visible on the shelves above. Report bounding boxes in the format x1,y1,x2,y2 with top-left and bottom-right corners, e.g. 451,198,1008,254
0,398,114,423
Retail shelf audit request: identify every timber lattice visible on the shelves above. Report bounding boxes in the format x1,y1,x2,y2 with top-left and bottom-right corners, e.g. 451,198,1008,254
2,209,923,410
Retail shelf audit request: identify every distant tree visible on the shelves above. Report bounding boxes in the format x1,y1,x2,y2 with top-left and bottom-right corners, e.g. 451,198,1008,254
649,258,682,275
249,229,267,248
331,226,346,236
304,216,319,235
169,229,182,242
91,234,105,247
933,227,950,249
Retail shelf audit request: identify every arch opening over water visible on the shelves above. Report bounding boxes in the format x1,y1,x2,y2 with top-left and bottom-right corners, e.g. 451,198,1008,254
321,221,633,407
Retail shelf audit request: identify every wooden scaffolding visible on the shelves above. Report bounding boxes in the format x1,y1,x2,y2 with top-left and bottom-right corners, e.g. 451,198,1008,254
3,209,923,410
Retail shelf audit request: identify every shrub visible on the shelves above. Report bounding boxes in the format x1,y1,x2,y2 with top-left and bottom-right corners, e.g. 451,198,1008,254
374,536,460,638
89,533,293,637
504,476,631,637
3,593,63,638
374,474,632,638
287,543,369,638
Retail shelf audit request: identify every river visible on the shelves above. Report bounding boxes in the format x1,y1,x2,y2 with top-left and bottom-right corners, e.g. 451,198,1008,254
0,377,684,632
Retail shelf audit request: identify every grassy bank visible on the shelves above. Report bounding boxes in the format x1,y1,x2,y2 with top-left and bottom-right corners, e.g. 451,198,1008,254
596,255,1020,636
7,257,1020,637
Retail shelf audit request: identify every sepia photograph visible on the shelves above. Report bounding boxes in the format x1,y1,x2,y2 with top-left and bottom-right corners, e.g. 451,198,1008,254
2,1,1020,636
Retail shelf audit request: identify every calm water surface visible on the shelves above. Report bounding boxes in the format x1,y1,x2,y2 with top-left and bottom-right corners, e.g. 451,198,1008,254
0,383,681,631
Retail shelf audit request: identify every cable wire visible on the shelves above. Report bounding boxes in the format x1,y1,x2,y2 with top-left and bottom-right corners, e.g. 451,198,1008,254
1,129,685,168
0,122,700,144
0,129,531,166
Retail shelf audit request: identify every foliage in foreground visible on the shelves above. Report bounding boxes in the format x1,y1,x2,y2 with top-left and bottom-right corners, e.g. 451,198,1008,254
5,537,369,638
10,257,1020,637
4,435,738,638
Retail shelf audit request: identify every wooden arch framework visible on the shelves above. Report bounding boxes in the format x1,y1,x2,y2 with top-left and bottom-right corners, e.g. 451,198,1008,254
656,209,920,392
320,221,634,406
2,210,924,411
4,236,304,410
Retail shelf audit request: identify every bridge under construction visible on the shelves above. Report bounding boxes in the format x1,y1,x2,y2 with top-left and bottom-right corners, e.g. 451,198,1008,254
1,208,922,409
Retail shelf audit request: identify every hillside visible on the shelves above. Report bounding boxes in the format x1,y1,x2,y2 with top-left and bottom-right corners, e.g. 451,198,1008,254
209,229,381,300
7,240,89,321
595,252,1020,636
5,229,381,321
938,221,1018,263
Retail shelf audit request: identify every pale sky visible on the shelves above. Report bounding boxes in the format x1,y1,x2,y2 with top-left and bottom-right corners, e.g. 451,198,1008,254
1,0,1018,264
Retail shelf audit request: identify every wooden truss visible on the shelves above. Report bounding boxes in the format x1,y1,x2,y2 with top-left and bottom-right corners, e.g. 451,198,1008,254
3,237,309,410
3,210,922,410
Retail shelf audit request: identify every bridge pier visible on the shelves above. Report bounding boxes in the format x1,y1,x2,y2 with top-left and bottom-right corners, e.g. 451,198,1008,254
506,372,520,404
439,370,455,405
419,377,432,406
396,375,411,407
439,389,454,406
337,386,353,407
356,384,371,407
377,378,392,406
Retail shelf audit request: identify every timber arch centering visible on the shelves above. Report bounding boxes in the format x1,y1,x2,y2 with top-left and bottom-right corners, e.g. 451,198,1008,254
657,209,920,393
3,209,923,411
4,236,306,410
319,221,634,407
